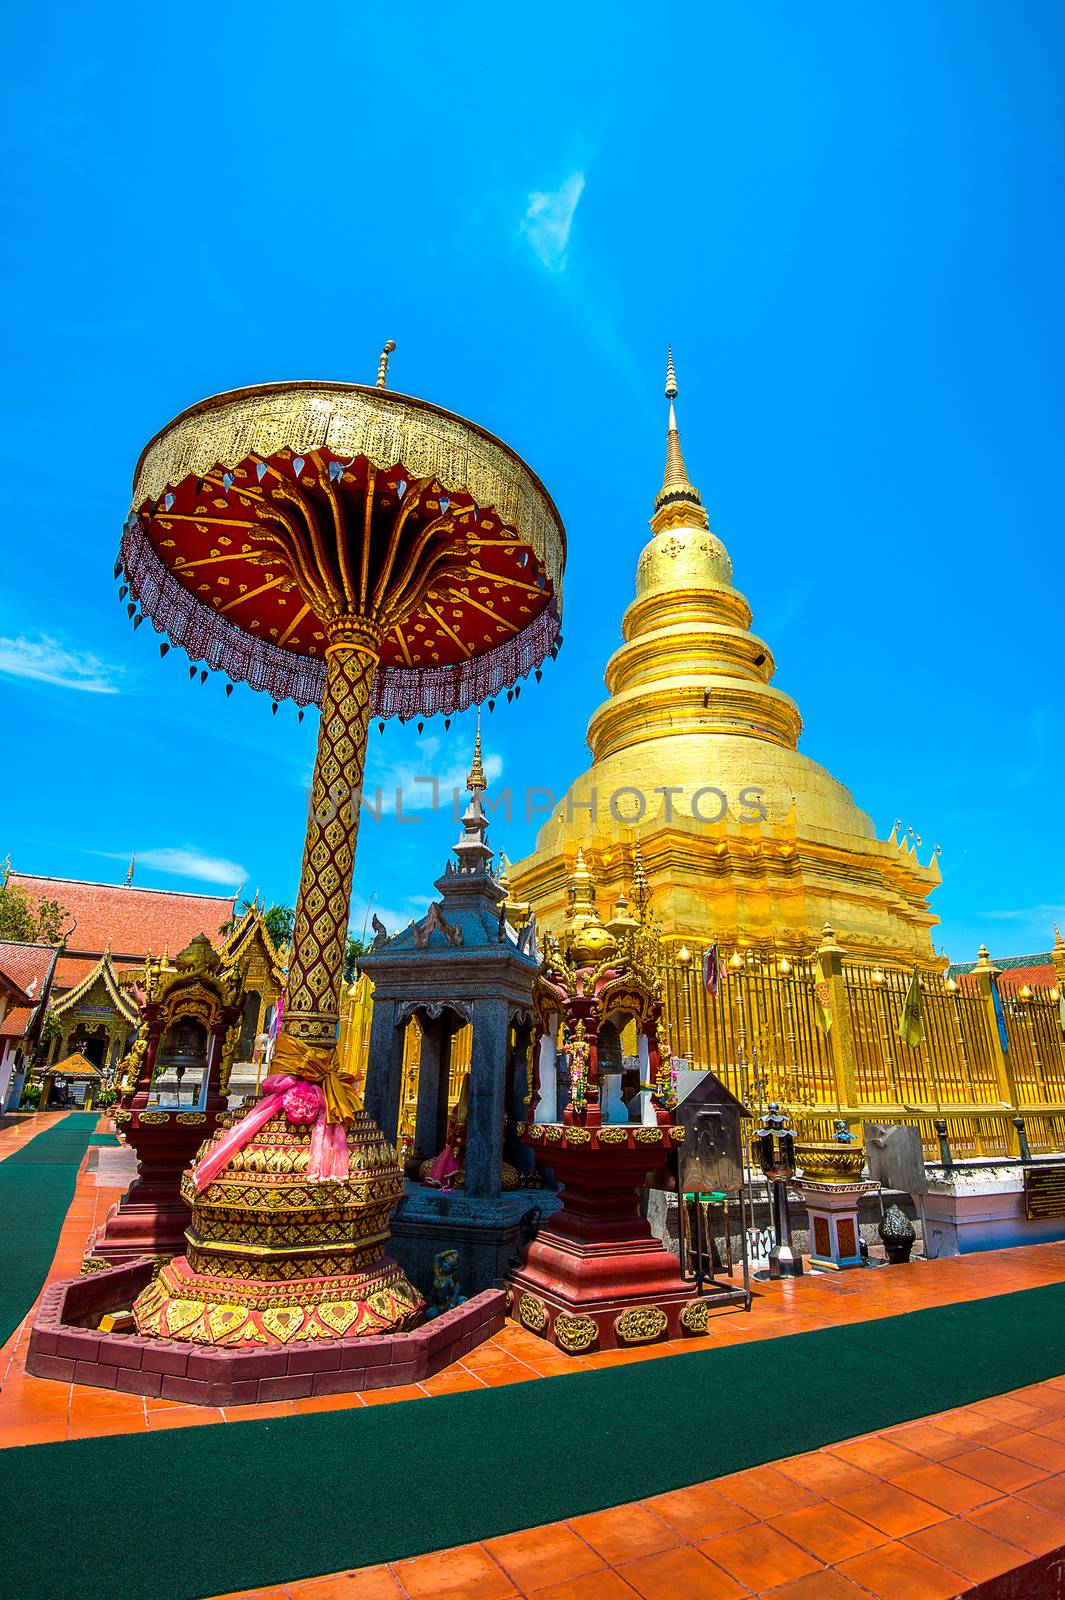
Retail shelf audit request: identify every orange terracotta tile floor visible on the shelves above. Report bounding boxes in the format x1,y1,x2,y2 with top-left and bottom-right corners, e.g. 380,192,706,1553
201,1380,1065,1600
5,1115,1065,1597
0,1107,73,1163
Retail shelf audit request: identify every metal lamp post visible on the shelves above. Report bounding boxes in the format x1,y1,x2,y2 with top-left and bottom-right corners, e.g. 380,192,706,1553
754,1101,803,1278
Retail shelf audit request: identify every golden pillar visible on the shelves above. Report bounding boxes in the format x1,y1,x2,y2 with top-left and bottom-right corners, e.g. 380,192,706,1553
1052,927,1065,990
972,944,1016,1108
816,923,858,1112
285,624,381,1048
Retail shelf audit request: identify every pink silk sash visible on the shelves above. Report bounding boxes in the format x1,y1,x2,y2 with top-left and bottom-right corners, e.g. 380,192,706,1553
191,1072,350,1191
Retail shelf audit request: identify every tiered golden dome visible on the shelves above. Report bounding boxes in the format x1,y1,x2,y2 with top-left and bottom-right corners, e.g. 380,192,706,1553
509,353,941,965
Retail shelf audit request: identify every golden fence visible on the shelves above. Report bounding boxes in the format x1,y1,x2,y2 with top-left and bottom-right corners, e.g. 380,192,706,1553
658,939,1065,1159
338,940,1065,1160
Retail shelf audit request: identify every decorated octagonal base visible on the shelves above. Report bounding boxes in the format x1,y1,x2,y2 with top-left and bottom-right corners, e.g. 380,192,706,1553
134,1253,422,1345
129,1095,425,1345
509,1122,709,1354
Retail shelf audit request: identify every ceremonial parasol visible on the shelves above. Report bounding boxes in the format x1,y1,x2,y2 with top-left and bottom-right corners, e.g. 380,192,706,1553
119,348,566,1057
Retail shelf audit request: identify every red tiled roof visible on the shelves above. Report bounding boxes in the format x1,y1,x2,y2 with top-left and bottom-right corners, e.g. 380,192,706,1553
53,953,146,988
0,942,57,1003
998,961,1056,993
0,1006,34,1039
949,950,1059,995
7,874,235,996
0,969,28,1004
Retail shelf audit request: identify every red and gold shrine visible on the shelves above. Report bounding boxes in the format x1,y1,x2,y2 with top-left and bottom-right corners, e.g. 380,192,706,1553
85,936,245,1272
507,848,707,1353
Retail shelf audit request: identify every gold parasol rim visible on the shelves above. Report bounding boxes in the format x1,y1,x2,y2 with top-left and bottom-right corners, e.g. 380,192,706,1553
131,379,566,567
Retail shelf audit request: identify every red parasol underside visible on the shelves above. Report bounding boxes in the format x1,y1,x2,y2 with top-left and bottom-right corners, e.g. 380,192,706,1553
122,447,559,717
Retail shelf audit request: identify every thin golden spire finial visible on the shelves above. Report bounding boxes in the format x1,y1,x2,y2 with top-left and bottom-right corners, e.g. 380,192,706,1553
653,345,706,527
467,708,487,793
375,340,396,390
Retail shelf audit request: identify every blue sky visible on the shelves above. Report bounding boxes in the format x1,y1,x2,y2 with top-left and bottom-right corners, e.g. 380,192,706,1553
1,2,1062,961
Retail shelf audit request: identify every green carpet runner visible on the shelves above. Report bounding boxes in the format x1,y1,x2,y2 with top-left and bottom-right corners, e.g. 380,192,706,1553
0,1114,97,1349
2,1278,1064,1600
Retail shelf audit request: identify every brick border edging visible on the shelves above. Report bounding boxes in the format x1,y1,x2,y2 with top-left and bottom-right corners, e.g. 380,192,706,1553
26,1260,504,1405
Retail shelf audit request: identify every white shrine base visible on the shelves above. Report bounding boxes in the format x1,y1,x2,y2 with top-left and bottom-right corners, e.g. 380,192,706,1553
923,1160,1065,1258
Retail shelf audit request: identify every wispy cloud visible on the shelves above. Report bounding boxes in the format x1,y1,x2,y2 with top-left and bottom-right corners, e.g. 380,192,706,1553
96,847,247,887
361,734,503,817
348,890,428,944
0,633,123,694
521,171,585,272
983,903,1064,927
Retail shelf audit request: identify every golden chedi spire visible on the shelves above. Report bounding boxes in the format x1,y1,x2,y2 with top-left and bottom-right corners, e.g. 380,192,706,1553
508,352,943,968
654,346,708,532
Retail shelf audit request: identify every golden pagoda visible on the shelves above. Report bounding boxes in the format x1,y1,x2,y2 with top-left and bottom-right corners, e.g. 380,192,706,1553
510,351,941,966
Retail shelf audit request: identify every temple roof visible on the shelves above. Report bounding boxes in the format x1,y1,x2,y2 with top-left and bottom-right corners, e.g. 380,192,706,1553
0,1007,34,1040
0,943,57,1043
7,873,236,990
45,1051,100,1079
0,940,56,1002
51,949,140,1023
223,901,286,982
947,951,1057,992
361,722,538,977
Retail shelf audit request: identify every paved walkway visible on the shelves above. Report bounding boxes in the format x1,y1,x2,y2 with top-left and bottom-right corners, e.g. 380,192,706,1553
4,1121,1065,1597
0,1109,73,1165
224,1376,1065,1600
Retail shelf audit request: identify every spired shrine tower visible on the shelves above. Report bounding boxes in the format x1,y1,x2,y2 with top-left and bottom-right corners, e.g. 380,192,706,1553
509,354,941,967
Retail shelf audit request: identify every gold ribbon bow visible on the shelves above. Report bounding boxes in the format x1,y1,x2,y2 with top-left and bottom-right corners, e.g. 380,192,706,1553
271,1034,362,1128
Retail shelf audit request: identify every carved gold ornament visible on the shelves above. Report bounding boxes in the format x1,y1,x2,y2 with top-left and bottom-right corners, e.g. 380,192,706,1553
597,1127,628,1145
519,1294,548,1333
680,1299,709,1334
634,1127,664,1144
614,1306,668,1344
177,1112,207,1126
138,1111,172,1125
564,1126,591,1145
544,1125,563,1143
553,1312,598,1354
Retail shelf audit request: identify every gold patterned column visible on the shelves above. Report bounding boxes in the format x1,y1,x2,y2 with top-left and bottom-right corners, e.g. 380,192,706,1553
284,620,383,1048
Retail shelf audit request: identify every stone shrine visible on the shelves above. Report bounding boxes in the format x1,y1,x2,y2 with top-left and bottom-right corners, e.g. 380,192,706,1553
361,722,559,1300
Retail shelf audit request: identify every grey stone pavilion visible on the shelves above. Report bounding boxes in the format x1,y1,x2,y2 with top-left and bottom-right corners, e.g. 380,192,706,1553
361,724,558,1299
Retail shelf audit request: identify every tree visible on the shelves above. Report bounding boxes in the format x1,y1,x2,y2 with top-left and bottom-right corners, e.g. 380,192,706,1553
0,881,68,945
262,903,295,949
344,935,369,983
222,899,294,949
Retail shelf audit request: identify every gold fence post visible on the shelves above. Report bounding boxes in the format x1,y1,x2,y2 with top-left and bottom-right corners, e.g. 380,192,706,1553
1052,927,1065,989
972,944,1015,1108
816,923,856,1113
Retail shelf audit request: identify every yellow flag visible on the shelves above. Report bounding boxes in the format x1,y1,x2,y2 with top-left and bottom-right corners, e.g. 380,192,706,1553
813,959,832,1034
897,969,924,1048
